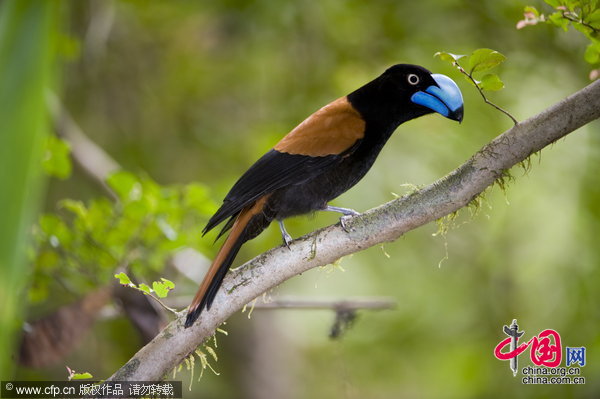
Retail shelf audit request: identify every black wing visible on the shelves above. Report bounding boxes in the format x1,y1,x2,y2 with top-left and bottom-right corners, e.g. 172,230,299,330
203,149,342,236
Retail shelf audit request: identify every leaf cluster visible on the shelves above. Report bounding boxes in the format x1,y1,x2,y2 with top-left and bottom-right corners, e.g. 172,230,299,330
30,170,217,303
114,272,175,299
435,48,507,91
435,48,517,124
517,0,600,76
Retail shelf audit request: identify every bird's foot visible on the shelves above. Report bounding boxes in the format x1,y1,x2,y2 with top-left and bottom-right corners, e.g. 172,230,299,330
282,232,293,248
324,205,359,232
278,220,293,249
324,205,360,217
340,215,356,233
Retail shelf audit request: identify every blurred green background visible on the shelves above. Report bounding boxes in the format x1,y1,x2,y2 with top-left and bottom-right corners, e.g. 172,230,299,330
4,0,599,398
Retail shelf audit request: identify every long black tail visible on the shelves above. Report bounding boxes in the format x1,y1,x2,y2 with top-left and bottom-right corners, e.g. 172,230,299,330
184,196,271,328
184,234,245,327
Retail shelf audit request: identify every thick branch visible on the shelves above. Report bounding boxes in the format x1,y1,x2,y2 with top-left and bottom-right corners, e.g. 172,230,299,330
110,80,600,381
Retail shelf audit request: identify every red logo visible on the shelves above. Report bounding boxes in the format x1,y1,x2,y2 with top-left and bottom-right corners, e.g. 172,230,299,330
494,328,562,367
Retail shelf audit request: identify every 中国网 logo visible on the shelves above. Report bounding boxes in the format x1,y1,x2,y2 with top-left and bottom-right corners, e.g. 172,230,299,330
493,319,586,384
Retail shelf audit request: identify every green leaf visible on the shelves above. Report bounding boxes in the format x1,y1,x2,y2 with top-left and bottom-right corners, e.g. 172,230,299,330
572,21,593,36
114,272,132,286
524,6,540,17
122,200,149,221
563,0,579,8
106,171,142,202
584,42,600,63
479,73,505,91
468,48,506,74
39,214,72,246
152,281,169,298
138,283,151,294
587,9,600,25
70,372,93,380
434,51,466,63
87,198,113,241
59,199,87,220
161,278,175,290
544,0,562,7
548,12,570,31
42,135,72,179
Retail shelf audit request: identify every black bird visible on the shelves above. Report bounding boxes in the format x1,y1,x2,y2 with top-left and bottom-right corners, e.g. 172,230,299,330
185,64,464,327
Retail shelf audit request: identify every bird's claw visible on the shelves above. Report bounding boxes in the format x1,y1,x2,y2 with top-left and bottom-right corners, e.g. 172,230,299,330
282,232,293,249
278,220,293,250
340,214,357,233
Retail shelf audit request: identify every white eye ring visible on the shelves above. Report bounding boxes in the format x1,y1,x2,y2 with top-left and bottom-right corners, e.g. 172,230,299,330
407,74,420,85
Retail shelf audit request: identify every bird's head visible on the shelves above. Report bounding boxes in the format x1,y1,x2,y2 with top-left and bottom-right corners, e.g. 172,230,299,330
351,64,464,125
383,64,464,122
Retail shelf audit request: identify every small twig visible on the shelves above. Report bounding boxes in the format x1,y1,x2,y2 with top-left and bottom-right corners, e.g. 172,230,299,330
472,80,519,125
454,63,519,125
561,11,600,34
141,292,178,314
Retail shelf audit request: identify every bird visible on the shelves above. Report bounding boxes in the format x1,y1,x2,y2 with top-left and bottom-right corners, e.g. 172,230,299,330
185,64,464,327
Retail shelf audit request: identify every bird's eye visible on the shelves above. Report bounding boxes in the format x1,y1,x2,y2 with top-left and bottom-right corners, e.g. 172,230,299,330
407,74,420,85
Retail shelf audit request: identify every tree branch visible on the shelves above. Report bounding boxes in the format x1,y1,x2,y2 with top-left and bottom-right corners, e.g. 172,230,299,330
163,295,396,312
108,79,600,381
46,92,120,200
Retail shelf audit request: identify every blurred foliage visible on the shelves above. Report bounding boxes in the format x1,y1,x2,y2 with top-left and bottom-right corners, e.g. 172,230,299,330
12,0,600,398
42,136,73,179
518,0,600,77
0,0,59,379
30,170,216,308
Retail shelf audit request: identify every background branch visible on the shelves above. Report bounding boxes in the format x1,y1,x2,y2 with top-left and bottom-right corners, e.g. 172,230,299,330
109,79,600,381
164,296,396,312
47,92,120,200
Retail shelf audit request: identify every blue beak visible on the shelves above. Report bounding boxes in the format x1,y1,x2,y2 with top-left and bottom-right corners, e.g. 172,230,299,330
410,74,464,122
